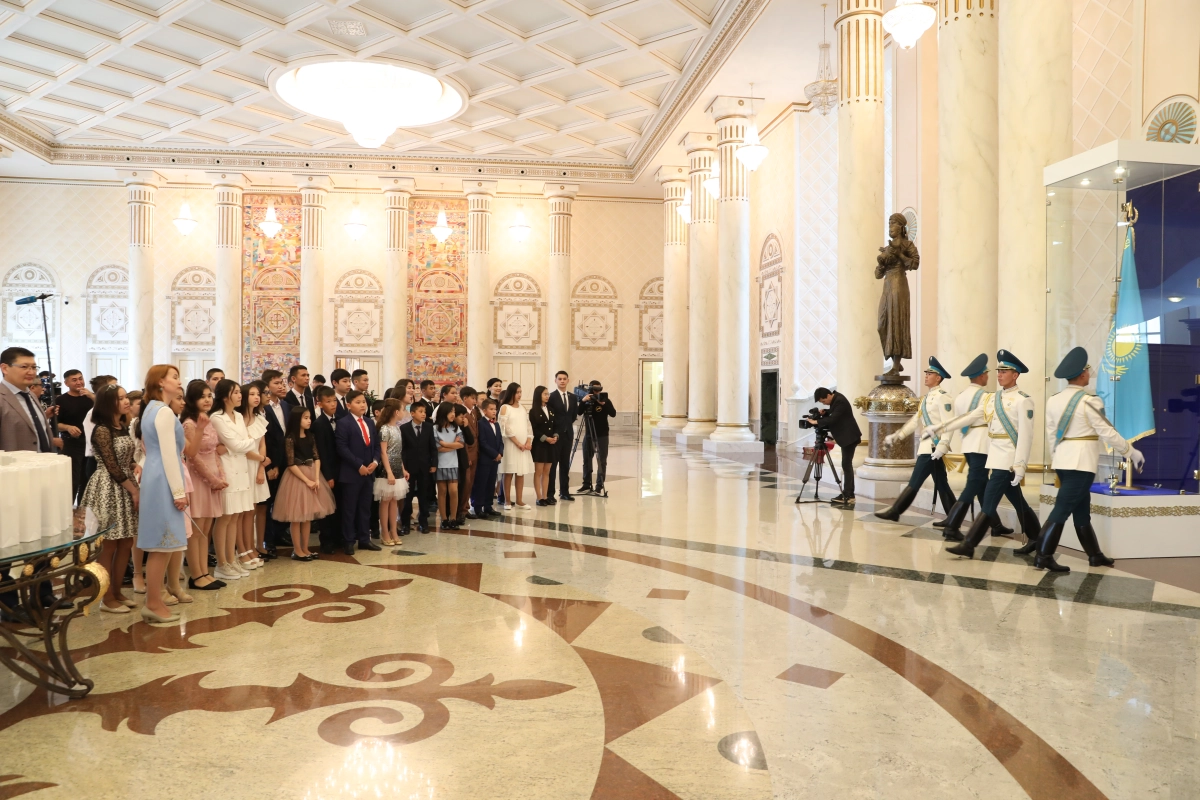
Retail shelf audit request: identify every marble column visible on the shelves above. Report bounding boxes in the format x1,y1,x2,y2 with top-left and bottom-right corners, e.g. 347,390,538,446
544,183,578,381
677,133,718,446
999,0,1070,467
937,0,999,374
295,175,331,372
120,170,162,383
380,177,415,384
655,165,689,438
208,172,246,378
834,0,885,434
705,98,761,456
465,179,498,389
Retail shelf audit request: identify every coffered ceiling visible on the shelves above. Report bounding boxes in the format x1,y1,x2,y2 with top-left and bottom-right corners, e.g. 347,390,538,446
0,0,736,168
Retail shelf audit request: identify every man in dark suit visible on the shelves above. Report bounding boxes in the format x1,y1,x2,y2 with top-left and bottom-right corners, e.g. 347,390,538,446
0,346,59,453
311,386,342,554
415,379,437,420
400,401,439,533
808,386,863,509
459,387,480,519
260,369,292,550
334,390,382,555
546,370,579,501
329,368,352,418
471,398,504,518
286,364,315,414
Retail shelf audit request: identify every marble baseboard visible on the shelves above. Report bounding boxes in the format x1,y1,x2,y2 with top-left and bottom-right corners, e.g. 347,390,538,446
702,439,765,458
675,432,710,447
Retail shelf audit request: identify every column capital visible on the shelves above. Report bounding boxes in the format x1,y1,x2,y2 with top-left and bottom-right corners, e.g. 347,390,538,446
707,96,757,124
462,179,498,197
117,169,165,189
293,174,333,193
378,176,416,194
679,132,717,153
543,182,578,200
205,171,249,189
835,0,883,104
655,165,688,187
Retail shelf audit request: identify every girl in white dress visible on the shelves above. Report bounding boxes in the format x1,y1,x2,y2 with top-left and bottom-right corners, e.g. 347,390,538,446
239,381,270,571
209,380,266,582
498,383,534,510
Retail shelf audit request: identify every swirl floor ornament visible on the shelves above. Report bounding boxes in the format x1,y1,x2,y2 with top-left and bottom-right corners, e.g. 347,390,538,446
0,530,107,699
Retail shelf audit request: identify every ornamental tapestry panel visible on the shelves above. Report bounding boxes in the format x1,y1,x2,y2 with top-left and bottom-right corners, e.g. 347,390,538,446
636,276,663,355
408,198,468,383
571,274,619,351
241,193,302,381
333,269,384,353
493,272,543,355
170,266,216,353
2,263,58,364
85,264,129,352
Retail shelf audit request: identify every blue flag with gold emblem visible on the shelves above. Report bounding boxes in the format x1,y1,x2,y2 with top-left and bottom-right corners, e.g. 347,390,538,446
1097,227,1156,442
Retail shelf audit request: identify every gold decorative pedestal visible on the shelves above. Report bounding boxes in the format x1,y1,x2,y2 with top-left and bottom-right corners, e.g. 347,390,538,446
853,373,919,491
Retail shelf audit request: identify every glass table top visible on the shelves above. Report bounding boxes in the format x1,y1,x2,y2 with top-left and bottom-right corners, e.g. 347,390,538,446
0,525,111,564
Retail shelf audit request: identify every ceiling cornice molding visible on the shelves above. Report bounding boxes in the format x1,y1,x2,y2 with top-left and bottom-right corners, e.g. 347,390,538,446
760,101,816,137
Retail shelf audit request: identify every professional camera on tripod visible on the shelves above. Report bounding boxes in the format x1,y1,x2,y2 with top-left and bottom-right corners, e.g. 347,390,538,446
568,379,614,498
794,406,843,504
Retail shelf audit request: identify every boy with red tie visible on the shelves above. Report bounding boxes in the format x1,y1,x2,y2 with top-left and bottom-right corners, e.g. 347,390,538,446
334,390,382,555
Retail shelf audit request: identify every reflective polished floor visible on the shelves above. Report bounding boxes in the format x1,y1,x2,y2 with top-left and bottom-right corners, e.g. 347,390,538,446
2,432,1198,799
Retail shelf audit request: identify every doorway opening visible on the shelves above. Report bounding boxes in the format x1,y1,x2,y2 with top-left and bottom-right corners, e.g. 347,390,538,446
641,359,663,430
760,369,778,444
493,358,540,409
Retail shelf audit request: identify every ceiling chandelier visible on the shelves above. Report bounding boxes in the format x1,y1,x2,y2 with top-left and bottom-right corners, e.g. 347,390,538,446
804,4,838,116
677,187,692,224
173,172,197,236
703,158,720,199
274,61,464,149
510,184,531,243
258,177,281,239
883,0,936,49
344,179,366,241
735,83,768,172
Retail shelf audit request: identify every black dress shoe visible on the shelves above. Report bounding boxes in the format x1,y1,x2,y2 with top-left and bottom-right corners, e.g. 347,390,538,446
188,577,225,590
359,541,382,551
559,494,574,502
466,512,478,520
485,509,502,518
400,526,411,535
343,543,356,556
320,544,336,554
547,497,557,505
418,525,429,533
290,553,310,562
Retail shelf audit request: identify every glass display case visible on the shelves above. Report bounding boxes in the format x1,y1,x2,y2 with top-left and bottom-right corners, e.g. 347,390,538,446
1045,141,1200,497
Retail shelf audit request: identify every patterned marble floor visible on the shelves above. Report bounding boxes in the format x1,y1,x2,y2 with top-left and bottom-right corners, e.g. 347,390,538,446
2,433,1198,799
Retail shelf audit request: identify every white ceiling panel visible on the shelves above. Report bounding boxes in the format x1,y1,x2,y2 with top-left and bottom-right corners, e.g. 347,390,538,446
45,0,145,37
354,0,448,29
177,6,273,46
483,0,574,36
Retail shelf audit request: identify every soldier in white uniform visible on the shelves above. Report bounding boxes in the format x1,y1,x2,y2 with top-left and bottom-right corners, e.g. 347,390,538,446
924,350,1041,559
876,357,957,521
1029,346,1145,572
935,354,1017,541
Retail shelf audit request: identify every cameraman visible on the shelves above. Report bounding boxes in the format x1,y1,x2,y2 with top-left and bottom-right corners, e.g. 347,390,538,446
577,380,616,495
806,387,861,509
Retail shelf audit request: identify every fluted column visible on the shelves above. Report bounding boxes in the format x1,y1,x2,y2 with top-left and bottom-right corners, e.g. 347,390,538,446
544,183,578,380
464,179,498,388
655,165,689,437
295,174,331,372
705,98,759,452
678,134,717,444
999,0,1069,468
380,177,415,383
119,170,162,383
938,0,999,374
208,172,247,378
835,0,885,428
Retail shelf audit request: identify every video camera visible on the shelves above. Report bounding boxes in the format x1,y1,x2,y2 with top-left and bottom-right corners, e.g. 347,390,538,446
38,371,59,408
575,380,609,412
797,406,825,430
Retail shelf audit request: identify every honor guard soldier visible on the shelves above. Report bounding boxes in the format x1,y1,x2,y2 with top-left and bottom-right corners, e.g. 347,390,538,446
924,349,1042,558
875,356,957,521
1023,347,1145,572
936,354,1013,541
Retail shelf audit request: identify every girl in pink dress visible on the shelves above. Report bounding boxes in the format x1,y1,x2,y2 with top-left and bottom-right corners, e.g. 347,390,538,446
181,380,227,590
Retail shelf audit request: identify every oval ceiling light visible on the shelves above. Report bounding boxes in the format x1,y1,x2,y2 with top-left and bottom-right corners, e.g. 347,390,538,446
883,0,935,50
274,61,464,149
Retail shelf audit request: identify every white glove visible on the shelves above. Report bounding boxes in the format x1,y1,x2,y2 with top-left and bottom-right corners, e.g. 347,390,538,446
931,442,948,461
884,432,898,448
1010,468,1025,487
1128,447,1145,472
919,427,935,441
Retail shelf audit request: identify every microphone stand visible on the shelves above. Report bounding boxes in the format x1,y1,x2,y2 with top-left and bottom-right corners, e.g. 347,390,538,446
39,295,56,408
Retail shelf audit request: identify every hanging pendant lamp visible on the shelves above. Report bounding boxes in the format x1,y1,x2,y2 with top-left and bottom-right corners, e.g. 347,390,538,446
258,177,282,239
173,172,197,236
344,179,367,240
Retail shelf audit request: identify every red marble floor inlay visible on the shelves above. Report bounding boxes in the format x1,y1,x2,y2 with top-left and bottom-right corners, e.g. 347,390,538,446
573,646,721,744
647,589,689,600
590,748,682,800
777,663,845,689
375,562,483,592
485,595,610,643
503,551,537,559
0,774,57,799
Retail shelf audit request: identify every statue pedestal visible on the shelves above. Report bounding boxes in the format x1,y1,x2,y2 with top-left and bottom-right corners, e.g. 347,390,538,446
852,373,918,499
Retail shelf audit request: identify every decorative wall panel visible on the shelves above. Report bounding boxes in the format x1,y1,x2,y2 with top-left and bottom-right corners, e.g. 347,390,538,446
85,264,129,352
2,262,58,366
408,198,467,381
169,266,215,353
571,274,619,351
333,268,383,353
493,272,543,355
241,193,301,381
635,276,663,355
758,234,783,367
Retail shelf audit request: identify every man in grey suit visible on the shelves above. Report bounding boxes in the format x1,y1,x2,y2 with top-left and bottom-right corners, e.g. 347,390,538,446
0,346,59,453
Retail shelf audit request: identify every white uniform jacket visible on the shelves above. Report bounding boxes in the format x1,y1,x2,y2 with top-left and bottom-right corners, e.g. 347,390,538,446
934,385,1034,472
1045,386,1132,473
953,385,991,455
891,385,954,456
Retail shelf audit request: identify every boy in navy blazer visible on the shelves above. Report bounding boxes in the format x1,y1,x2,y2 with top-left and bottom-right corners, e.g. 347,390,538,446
471,398,504,518
312,386,341,554
400,402,439,533
334,390,382,555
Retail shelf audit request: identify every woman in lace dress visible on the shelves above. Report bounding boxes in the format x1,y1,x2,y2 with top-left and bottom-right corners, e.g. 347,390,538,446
498,383,534,510
83,384,139,613
181,380,226,590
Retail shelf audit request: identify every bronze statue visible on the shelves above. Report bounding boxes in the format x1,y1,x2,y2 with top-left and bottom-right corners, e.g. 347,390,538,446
875,212,919,376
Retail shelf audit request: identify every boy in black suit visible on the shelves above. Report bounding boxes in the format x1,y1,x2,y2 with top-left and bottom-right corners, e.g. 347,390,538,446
471,399,504,518
400,402,439,533
311,386,341,554
334,390,382,555
261,369,292,551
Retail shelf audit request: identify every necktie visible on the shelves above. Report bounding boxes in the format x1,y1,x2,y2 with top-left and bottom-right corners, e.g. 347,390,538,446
357,417,370,445
20,391,51,452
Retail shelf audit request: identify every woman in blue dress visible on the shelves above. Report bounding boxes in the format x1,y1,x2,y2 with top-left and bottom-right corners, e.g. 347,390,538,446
135,364,190,624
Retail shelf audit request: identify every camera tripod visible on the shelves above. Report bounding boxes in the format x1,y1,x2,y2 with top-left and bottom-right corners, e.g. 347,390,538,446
568,406,607,498
794,431,843,505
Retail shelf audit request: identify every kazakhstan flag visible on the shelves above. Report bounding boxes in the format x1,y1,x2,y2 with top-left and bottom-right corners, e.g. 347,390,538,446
1097,227,1156,442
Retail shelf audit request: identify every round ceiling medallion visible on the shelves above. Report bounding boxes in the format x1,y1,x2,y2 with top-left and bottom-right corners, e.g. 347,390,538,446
1146,101,1197,144
273,61,465,149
